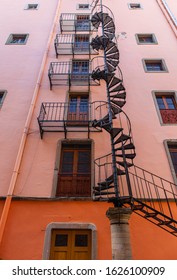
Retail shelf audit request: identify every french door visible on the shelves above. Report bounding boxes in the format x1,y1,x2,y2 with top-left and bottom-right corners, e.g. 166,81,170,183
67,95,89,125
57,144,91,197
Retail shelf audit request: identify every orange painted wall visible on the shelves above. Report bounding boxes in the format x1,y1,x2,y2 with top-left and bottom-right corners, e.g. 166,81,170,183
0,200,176,260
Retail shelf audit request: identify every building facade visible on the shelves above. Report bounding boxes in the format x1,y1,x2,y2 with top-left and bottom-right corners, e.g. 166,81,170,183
0,0,177,260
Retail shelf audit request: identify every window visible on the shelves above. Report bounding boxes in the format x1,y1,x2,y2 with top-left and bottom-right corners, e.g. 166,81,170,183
78,4,89,9
25,4,39,10
168,144,177,177
76,15,90,31
50,229,91,260
136,34,157,44
6,34,29,45
72,60,89,80
143,59,168,72
74,35,89,51
67,95,89,125
0,90,7,108
155,93,177,124
57,143,91,197
129,3,142,9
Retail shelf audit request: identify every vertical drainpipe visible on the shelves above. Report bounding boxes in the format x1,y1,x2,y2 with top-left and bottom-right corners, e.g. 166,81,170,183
0,0,62,246
156,0,177,37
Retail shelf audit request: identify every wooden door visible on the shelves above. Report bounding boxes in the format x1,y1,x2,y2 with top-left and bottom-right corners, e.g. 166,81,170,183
50,229,91,260
57,145,91,197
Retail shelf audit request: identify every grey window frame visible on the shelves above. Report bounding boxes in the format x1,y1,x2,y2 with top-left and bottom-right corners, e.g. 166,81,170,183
152,91,177,125
24,3,39,10
6,34,29,45
128,3,142,9
164,140,177,185
142,59,168,73
43,222,97,260
135,33,158,45
77,4,90,10
0,90,7,109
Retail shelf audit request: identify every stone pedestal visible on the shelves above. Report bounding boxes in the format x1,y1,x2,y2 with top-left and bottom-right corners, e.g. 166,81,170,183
106,207,132,260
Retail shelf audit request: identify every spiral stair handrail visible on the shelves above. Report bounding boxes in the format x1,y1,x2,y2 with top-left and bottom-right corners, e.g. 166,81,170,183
89,0,177,237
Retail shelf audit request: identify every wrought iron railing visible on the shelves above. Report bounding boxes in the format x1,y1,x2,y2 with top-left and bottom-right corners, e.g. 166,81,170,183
54,34,98,57
37,101,109,138
60,13,96,33
48,61,99,90
94,156,177,235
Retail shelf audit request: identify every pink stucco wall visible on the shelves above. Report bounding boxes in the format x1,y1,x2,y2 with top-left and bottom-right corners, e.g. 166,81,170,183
0,0,177,260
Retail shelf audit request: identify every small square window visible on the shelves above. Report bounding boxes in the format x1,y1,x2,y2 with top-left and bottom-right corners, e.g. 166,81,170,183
6,34,29,45
136,34,157,44
143,59,168,72
129,3,142,9
0,90,7,108
78,4,89,10
25,4,39,10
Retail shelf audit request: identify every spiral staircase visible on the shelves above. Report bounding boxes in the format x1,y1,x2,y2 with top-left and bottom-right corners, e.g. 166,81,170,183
90,0,177,236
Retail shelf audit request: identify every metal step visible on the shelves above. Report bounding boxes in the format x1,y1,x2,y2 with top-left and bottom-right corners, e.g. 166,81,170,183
110,128,123,138
117,153,136,159
110,92,126,99
114,143,135,150
116,161,134,168
114,134,131,145
109,83,125,93
111,99,126,108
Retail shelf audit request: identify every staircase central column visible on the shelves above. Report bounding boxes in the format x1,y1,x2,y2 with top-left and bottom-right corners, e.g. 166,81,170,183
106,207,132,260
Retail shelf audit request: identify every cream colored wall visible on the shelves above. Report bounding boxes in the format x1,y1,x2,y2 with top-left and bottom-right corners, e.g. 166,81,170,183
0,0,59,195
2,0,177,197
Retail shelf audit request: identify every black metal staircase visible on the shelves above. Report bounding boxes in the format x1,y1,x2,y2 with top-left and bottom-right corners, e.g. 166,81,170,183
90,0,177,236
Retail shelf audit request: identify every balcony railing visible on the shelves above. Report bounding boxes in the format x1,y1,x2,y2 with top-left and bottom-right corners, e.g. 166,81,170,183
48,61,99,90
37,101,109,138
60,13,96,33
160,109,177,124
54,34,98,57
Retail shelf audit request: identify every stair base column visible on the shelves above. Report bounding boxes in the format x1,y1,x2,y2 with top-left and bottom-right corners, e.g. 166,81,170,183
106,207,132,260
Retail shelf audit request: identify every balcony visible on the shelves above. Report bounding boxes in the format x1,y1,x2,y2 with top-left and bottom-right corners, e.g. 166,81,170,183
37,101,108,138
54,34,98,58
60,13,96,33
48,61,99,90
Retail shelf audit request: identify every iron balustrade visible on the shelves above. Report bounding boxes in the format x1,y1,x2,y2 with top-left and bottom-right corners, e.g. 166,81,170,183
60,13,96,33
54,34,98,58
94,154,177,235
37,101,108,138
48,61,99,90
